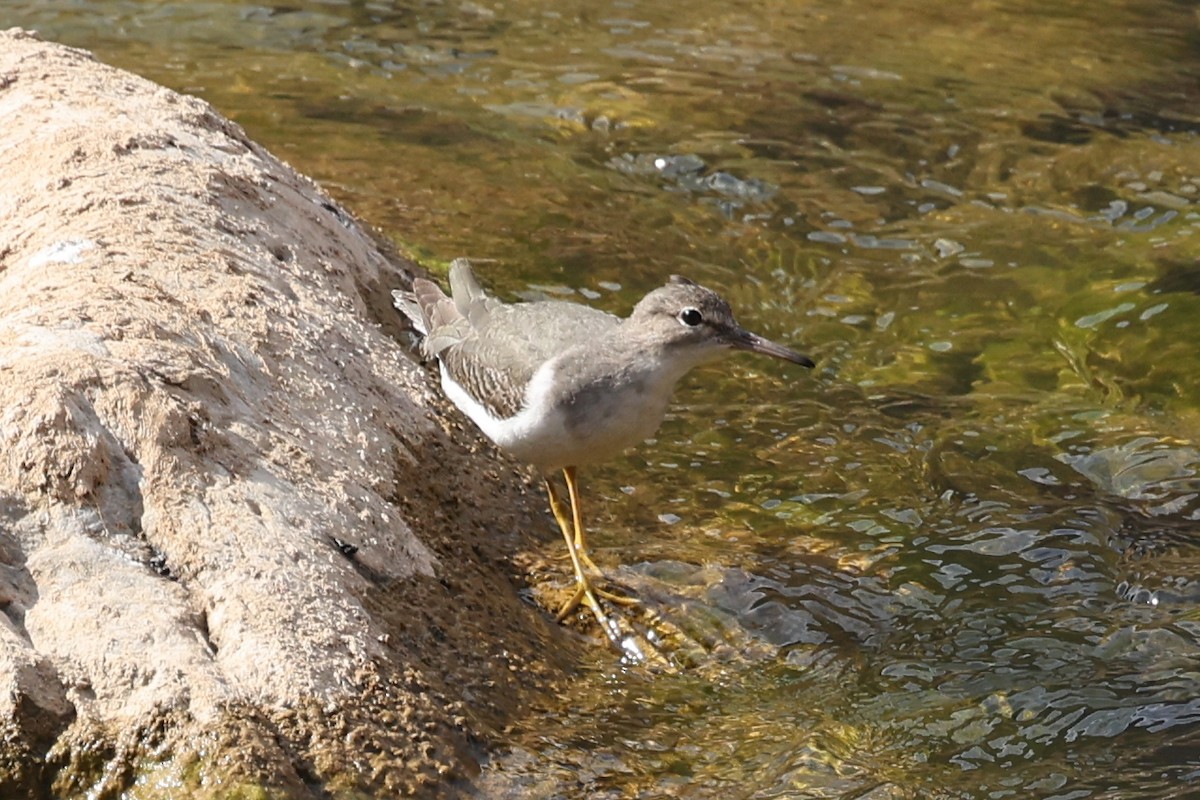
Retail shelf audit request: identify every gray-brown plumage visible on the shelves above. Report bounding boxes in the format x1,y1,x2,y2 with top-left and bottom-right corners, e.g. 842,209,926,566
393,258,813,639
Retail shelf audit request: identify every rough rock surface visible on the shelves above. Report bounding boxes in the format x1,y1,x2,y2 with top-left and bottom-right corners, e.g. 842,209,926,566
0,28,575,798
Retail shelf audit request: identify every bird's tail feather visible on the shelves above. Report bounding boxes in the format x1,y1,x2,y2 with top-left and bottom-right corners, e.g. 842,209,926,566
447,258,486,317
393,259,484,357
391,288,428,335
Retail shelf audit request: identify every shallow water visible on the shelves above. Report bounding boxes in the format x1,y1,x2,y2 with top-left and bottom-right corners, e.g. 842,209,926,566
10,0,1200,796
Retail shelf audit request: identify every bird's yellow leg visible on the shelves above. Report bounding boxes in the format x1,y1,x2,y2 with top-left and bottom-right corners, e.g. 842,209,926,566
561,465,602,575
564,467,638,607
544,476,611,627
544,473,574,549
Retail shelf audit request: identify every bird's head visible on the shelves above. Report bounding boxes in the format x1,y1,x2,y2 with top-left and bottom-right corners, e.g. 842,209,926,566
628,275,815,368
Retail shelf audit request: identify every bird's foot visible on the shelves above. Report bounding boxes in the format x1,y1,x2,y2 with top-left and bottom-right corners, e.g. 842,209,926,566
595,586,640,606
563,552,640,605
555,570,640,610
555,581,621,646
554,581,597,622
556,579,670,668
557,589,635,618
576,548,604,576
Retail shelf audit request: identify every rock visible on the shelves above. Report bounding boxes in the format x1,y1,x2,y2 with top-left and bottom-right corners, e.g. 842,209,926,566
0,27,571,798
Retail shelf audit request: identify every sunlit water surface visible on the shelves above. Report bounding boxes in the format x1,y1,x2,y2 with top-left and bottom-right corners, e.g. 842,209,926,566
8,0,1200,797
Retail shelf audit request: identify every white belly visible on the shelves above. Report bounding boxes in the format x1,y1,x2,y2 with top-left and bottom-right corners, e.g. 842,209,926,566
439,356,680,472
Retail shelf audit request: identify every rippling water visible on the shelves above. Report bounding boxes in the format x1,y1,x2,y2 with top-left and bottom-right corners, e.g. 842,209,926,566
10,0,1200,796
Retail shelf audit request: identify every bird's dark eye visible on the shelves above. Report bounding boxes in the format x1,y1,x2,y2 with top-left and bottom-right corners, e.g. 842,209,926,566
679,307,703,327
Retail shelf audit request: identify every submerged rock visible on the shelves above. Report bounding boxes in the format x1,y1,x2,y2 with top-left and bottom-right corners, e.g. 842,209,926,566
0,27,570,798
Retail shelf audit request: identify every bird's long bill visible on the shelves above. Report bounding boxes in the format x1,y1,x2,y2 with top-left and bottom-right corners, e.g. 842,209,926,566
729,328,816,368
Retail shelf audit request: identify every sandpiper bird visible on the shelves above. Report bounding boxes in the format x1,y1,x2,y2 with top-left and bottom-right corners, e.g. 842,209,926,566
393,259,813,636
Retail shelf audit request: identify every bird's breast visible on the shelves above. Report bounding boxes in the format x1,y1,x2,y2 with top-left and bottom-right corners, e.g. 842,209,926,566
502,356,677,469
